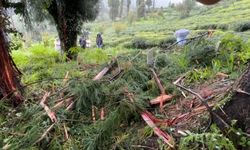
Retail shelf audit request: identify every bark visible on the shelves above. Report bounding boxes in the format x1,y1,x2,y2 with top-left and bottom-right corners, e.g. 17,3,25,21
48,0,78,60
0,29,23,106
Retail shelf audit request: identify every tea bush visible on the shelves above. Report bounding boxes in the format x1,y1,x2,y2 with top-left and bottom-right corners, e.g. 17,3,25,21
233,21,250,32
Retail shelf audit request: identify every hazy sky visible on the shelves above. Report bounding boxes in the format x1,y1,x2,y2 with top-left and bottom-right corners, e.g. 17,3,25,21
131,0,183,8
103,0,184,9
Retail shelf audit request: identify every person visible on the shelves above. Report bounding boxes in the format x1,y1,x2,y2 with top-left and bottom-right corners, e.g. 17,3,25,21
79,36,86,49
96,33,103,48
86,39,91,48
174,29,190,46
83,29,90,40
54,38,61,52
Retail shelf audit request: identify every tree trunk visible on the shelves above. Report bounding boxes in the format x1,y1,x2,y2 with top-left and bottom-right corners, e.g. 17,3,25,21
127,0,131,15
119,0,124,18
48,0,78,60
153,0,155,10
213,65,250,134
0,29,23,106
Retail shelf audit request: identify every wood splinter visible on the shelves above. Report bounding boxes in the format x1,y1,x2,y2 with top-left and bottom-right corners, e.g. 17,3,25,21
40,92,57,123
150,68,172,112
93,59,117,81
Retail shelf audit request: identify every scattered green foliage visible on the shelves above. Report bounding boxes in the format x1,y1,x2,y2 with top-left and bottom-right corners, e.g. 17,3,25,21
179,132,236,150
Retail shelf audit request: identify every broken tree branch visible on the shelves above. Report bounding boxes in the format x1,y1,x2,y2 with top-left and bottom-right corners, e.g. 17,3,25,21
93,59,117,81
150,68,166,94
150,68,173,112
150,95,173,105
40,92,57,123
141,112,175,148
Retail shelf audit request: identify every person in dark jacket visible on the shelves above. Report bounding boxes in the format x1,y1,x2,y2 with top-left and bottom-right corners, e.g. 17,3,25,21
79,36,86,49
96,33,103,48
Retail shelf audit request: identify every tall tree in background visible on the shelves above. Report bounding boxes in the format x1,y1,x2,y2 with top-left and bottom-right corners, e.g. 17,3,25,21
119,0,124,18
27,0,99,60
46,0,99,60
0,0,23,106
146,0,152,11
175,0,196,18
108,0,120,21
136,0,145,18
153,0,155,9
126,0,131,15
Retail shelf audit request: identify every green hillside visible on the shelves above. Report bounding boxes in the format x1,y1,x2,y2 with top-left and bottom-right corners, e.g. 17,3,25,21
90,0,250,48
1,0,250,149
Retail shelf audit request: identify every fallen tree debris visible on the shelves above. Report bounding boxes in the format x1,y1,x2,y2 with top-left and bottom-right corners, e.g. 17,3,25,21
150,68,172,112
33,123,55,145
141,112,175,148
93,59,117,81
63,123,69,140
40,92,57,123
173,75,230,128
150,95,173,105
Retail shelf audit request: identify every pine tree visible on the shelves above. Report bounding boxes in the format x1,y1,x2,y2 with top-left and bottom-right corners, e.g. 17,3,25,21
48,0,98,60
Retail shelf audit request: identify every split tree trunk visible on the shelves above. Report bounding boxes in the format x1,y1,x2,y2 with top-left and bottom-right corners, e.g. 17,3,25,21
0,29,23,106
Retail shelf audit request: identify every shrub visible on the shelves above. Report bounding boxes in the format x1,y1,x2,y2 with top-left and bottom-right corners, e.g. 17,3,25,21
185,40,216,67
159,37,176,48
41,32,54,47
197,24,218,30
9,33,23,51
219,33,246,53
179,133,236,150
216,34,248,72
69,46,82,59
113,22,127,35
218,24,229,31
195,24,229,31
130,38,156,49
233,21,250,32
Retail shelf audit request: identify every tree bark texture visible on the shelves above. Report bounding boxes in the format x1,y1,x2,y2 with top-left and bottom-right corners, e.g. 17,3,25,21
0,29,23,106
48,0,78,60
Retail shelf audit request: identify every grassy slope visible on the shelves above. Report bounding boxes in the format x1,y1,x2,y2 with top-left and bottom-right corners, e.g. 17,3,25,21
90,0,250,47
2,1,250,149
